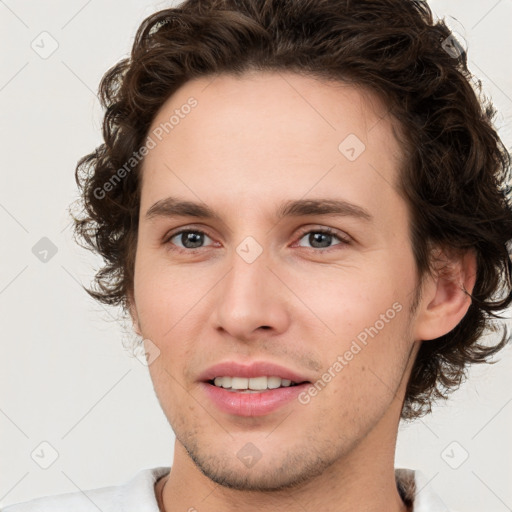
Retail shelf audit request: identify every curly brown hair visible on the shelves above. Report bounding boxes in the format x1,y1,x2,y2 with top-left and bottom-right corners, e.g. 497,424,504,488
71,0,512,419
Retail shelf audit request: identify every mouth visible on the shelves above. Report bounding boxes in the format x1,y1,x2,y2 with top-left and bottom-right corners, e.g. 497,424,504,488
198,361,313,416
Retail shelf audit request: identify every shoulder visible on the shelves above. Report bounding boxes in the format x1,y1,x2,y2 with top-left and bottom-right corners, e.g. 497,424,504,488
1,467,170,512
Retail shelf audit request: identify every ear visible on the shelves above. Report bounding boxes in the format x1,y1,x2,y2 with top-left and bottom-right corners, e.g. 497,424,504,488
127,289,142,337
413,248,477,341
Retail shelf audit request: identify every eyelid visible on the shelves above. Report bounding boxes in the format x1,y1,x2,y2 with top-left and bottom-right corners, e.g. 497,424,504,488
163,224,351,252
170,230,214,246
163,224,218,250
292,225,352,246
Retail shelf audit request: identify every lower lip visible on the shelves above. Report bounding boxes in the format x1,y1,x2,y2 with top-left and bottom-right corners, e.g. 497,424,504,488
200,382,310,417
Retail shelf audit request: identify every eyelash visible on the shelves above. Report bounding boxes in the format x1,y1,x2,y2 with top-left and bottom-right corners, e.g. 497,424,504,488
294,226,351,250
163,226,351,254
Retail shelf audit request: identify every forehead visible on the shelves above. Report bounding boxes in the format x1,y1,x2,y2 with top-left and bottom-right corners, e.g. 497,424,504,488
139,71,405,220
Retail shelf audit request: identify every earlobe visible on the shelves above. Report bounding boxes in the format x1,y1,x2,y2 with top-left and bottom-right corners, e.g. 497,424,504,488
413,249,477,341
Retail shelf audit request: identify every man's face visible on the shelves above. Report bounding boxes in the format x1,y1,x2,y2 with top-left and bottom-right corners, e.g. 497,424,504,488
131,71,421,490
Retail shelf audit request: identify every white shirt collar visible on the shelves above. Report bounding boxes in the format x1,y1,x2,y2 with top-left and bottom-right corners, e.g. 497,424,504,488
2,466,454,512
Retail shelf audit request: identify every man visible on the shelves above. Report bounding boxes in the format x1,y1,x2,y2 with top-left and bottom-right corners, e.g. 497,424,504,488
4,0,511,511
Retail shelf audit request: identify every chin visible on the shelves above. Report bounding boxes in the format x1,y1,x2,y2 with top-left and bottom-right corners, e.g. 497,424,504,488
179,432,338,492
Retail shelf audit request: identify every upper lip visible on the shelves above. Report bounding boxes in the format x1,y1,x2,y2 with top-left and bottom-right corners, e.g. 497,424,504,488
198,361,311,383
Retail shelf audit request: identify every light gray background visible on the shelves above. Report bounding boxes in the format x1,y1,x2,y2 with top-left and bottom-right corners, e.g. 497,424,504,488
1,1,511,510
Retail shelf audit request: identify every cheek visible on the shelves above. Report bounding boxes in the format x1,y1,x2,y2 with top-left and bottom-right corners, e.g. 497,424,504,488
283,255,415,394
133,267,208,398
133,255,213,339
286,260,408,337
301,307,413,434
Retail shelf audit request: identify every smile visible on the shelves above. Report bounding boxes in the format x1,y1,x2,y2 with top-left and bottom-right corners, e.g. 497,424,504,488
210,376,300,391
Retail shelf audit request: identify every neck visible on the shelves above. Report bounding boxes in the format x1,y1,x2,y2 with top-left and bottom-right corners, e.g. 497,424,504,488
160,409,408,512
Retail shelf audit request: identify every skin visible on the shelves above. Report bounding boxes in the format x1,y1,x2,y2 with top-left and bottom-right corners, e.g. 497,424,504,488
128,71,475,512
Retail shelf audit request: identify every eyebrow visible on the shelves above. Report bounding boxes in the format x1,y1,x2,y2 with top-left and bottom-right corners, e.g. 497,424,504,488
145,197,220,221
277,198,372,221
145,197,372,222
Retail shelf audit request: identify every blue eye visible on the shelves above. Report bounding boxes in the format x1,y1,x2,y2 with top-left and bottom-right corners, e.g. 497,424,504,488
297,229,347,249
165,227,349,253
169,230,214,249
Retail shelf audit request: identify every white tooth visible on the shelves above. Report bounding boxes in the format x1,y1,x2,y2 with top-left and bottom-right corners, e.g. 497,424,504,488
281,379,292,387
221,376,232,388
214,377,223,387
231,377,249,390
267,376,281,389
248,376,268,390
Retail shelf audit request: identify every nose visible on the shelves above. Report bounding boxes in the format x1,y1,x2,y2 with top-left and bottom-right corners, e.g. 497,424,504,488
212,248,291,341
